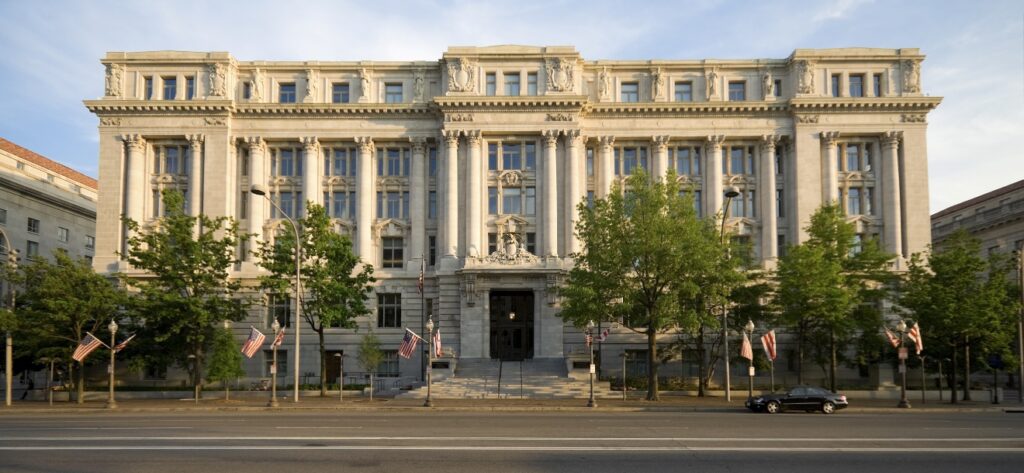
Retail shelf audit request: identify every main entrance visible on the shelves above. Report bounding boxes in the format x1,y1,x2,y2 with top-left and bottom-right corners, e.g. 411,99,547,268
489,290,534,361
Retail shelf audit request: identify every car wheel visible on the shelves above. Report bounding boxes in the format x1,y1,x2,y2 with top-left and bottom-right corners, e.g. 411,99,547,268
766,401,781,414
822,401,835,414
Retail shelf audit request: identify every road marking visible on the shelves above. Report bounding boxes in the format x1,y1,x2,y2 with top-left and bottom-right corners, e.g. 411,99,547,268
0,427,192,431
0,445,1021,453
3,436,1023,442
274,426,363,429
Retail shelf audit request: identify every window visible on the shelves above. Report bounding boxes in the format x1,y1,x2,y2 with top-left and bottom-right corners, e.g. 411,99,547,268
846,144,860,171
162,77,176,100
272,191,301,219
775,148,784,175
428,235,437,266
725,146,755,175
271,148,302,177
86,235,95,250
485,73,496,96
326,147,356,176
587,191,595,208
428,148,438,177
268,294,291,328
377,351,400,377
428,191,437,219
26,241,38,258
615,147,648,175
525,187,536,216
670,146,701,176
327,191,355,219
377,293,402,328
243,82,252,99
488,233,498,255
526,232,536,254
729,190,755,218
849,74,864,97
0,208,6,225
527,73,538,95
848,188,862,215
279,83,296,103
27,217,39,234
488,187,498,215
586,149,594,176
239,191,249,219
186,76,195,100
144,76,153,99
777,235,787,257
503,188,522,214
153,144,188,175
502,143,521,170
58,227,69,243
776,189,784,218
728,81,746,101
624,350,648,379
873,74,882,97
773,79,782,97
376,191,407,219
264,350,287,377
621,82,639,102
382,237,403,268
864,188,874,215
852,234,864,255
693,190,703,218
376,147,409,176
385,83,403,103
332,83,350,103
488,141,536,171
831,75,840,97
674,81,693,101
504,73,520,96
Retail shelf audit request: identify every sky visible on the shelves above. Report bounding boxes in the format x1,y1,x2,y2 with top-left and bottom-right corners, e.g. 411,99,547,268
0,0,1020,213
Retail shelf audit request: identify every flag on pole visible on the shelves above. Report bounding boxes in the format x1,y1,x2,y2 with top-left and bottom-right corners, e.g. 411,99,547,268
740,332,753,361
240,326,266,359
72,332,107,362
907,322,923,355
433,327,442,358
760,329,777,361
884,328,901,348
584,330,593,347
272,327,286,348
596,328,610,342
398,328,422,359
113,333,136,353
417,259,425,295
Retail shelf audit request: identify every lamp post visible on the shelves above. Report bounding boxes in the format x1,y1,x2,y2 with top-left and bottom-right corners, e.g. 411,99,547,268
334,353,344,402
269,319,280,408
587,320,596,408
744,319,755,400
4,248,18,407
425,318,434,407
251,184,302,403
105,320,118,409
1017,249,1023,405
896,319,911,408
41,356,58,406
620,351,629,401
185,354,199,405
720,186,740,402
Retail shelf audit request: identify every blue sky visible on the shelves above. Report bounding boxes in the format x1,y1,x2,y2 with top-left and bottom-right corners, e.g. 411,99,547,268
0,0,1020,212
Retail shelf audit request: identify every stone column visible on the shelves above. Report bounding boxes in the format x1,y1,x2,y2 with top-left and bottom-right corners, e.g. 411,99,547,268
705,135,725,218
186,134,203,216
564,130,584,256
881,131,903,260
465,130,483,258
442,130,460,258
410,137,427,264
122,134,147,225
598,136,615,197
759,135,779,265
246,137,267,258
356,137,375,265
652,135,670,181
301,136,320,215
821,131,840,204
542,130,559,258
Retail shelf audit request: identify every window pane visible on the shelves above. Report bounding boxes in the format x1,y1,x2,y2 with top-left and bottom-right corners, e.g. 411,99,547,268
503,188,521,214
504,73,520,96
280,83,296,103
488,144,498,170
503,143,521,170
848,188,861,214
730,148,743,175
525,187,536,215
163,77,176,100
849,75,864,97
332,83,350,103
675,82,692,101
621,83,639,102
847,145,860,171
525,143,536,170
486,73,496,96
527,73,538,95
488,187,498,214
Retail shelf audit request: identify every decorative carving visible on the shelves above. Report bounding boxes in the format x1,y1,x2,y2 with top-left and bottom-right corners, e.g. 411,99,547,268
303,69,318,103
122,134,146,152
483,217,539,265
705,134,726,150
542,129,559,147
209,63,227,97
901,114,926,123
187,134,205,148
445,113,474,122
545,113,574,122
881,130,903,148
99,117,121,126
302,136,320,157
446,57,477,93
705,67,719,99
413,69,426,102
204,117,227,126
652,135,670,152
464,130,482,147
902,59,921,94
246,136,266,155
795,60,815,94
820,131,841,146
355,136,374,154
545,273,561,306
651,67,665,101
598,67,612,101
359,68,372,100
442,129,460,146
251,68,265,102
372,219,409,240
460,274,479,306
564,129,584,147
598,136,615,150
545,57,575,92
796,114,819,124
762,70,774,99
104,64,123,97
760,134,780,153
499,170,523,187
410,136,427,154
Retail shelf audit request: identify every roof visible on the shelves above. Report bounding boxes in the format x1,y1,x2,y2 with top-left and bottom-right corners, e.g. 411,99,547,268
0,137,98,190
932,178,1024,220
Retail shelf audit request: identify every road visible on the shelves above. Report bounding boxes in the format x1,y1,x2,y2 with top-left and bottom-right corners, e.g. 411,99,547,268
0,410,1021,472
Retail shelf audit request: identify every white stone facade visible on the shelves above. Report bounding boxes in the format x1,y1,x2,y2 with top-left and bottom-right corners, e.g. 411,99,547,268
86,46,939,384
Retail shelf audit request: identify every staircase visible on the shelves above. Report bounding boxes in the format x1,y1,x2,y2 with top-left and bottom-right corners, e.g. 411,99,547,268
397,358,617,400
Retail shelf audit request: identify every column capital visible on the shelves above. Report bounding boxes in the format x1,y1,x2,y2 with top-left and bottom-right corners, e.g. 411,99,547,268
302,136,321,156
760,134,781,152
652,135,671,152
246,136,266,153
597,136,615,149
705,134,726,149
564,129,584,147
882,130,903,148
409,136,427,153
464,130,482,146
186,134,205,147
355,136,374,154
121,134,146,152
820,131,841,146
441,129,460,145
542,129,560,146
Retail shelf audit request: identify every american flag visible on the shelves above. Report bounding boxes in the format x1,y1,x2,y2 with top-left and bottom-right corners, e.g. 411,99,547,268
596,328,610,342
72,332,106,362
761,329,777,361
272,327,286,348
113,333,136,353
907,322,923,355
433,327,442,358
884,328,901,348
740,332,753,361
584,330,593,347
240,326,266,359
398,329,421,359
417,259,425,295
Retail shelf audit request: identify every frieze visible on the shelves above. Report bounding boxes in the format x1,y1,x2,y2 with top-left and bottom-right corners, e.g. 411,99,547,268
445,113,474,122
901,114,926,123
545,57,575,93
795,114,819,124
545,113,574,121
446,57,477,93
99,117,121,126
205,117,227,126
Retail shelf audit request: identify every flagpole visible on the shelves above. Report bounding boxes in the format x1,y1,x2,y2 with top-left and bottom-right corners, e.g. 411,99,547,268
420,256,426,384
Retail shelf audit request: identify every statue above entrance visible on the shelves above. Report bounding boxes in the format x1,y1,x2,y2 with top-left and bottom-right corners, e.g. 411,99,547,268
484,217,538,265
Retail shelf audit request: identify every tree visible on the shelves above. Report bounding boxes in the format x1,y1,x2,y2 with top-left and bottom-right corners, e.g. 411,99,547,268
773,203,892,390
258,203,375,396
206,326,245,400
560,170,734,400
899,229,1020,403
120,190,249,398
357,330,384,401
16,250,126,403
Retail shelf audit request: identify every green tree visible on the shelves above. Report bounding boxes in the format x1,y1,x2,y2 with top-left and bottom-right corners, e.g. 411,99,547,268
899,229,1020,403
560,170,734,400
258,203,375,396
206,326,245,400
357,330,384,401
120,190,249,398
16,250,126,403
773,203,892,390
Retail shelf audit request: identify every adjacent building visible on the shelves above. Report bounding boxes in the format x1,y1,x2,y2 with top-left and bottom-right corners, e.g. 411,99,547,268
932,179,1024,259
86,46,939,387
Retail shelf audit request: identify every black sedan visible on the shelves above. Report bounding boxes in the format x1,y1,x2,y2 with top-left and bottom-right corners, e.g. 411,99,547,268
745,386,849,414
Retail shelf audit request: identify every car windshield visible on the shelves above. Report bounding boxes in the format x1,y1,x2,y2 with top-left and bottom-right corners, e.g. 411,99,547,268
789,388,807,396
808,387,829,395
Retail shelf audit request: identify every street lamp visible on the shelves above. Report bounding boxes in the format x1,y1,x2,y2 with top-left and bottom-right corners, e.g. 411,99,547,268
40,356,59,406
251,184,302,404
896,319,911,408
424,318,434,407
333,353,345,402
745,319,755,400
106,320,118,409
1017,249,1024,405
720,186,740,402
269,319,281,408
4,247,19,407
620,351,629,401
587,320,597,408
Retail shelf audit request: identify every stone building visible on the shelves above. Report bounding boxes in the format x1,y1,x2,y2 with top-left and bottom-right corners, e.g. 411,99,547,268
932,179,1024,260
85,46,939,387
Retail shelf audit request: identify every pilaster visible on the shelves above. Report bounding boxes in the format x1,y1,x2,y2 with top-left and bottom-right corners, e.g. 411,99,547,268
465,130,482,258
301,136,321,215
356,136,375,265
410,137,427,266
821,131,841,204
652,135,670,181
705,135,725,219
597,136,615,197
542,129,559,258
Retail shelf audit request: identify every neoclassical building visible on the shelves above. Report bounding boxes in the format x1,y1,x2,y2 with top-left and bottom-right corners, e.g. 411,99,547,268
87,46,939,385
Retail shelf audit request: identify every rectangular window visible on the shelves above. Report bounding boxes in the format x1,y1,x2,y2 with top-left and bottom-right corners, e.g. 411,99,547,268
86,235,95,250
587,191,595,208
728,81,746,101
586,149,594,176
279,83,296,103
774,148,783,175
274,191,300,219
773,79,782,97
846,144,860,171
376,192,383,218
268,295,291,328
848,188,862,215
385,83,403,103
849,74,864,97
186,76,195,100
488,233,498,255
526,233,536,255
0,208,6,225
144,76,153,100
428,148,437,177
525,187,536,216
503,188,522,214
729,148,743,175
428,235,437,266
873,73,882,97
274,149,295,176
852,234,864,255
264,350,288,378
382,238,403,269
332,83,350,103
402,192,410,219
386,192,401,218
621,82,639,102
27,217,39,234
57,227,69,243
243,82,251,99
674,81,693,101
525,143,536,170
776,189,784,218
527,73,538,95
485,73,496,96
377,351,400,377
377,293,402,328
504,73,520,96
488,143,498,171
620,147,647,175
162,77,177,100
745,147,755,175
864,144,873,172
488,187,498,215
502,143,521,170
777,235,787,258
831,75,840,97
26,241,38,258
428,191,437,219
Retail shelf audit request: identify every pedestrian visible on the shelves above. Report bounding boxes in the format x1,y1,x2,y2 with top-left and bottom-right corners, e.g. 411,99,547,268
21,376,34,400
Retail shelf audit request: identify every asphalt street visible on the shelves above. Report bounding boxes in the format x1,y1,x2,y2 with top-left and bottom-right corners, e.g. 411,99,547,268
0,410,1021,472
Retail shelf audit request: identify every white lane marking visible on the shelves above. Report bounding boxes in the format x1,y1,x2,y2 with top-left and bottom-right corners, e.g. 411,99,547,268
0,446,1021,453
274,427,363,429
2,436,1022,442
0,427,192,431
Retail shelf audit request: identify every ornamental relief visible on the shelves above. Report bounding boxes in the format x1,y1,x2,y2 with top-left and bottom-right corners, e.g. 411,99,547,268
545,113,574,122
372,219,409,240
447,57,478,93
484,216,538,266
104,63,123,97
795,60,815,94
545,57,575,92
99,117,121,126
901,114,926,123
445,113,474,122
795,114,820,124
902,59,921,94
498,170,524,187
270,176,300,186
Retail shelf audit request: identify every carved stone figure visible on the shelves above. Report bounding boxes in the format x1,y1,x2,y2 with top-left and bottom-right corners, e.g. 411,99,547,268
762,71,774,98
209,63,227,97
546,57,575,92
304,69,318,102
903,59,920,94
104,64,123,97
651,67,665,100
705,68,719,98
446,57,477,93
251,68,265,102
360,68,372,99
598,67,612,100
796,60,815,94
414,70,425,102
484,219,538,265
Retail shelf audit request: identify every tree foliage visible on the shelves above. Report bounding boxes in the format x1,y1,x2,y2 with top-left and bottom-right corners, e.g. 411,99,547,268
206,326,245,400
357,330,384,401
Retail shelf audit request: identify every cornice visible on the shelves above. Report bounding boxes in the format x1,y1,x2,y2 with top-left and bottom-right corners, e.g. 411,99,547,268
790,97,942,113
84,100,233,114
435,96,588,111
235,103,437,117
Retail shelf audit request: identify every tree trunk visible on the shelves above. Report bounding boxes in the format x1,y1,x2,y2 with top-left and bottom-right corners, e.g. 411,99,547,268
830,328,837,392
963,340,971,401
369,373,374,401
951,344,959,404
318,330,327,397
224,386,230,401
194,347,204,400
646,326,659,401
797,323,805,385
697,326,706,397
76,361,84,404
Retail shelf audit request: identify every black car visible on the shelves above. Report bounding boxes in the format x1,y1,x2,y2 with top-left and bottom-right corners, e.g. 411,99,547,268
745,386,849,414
